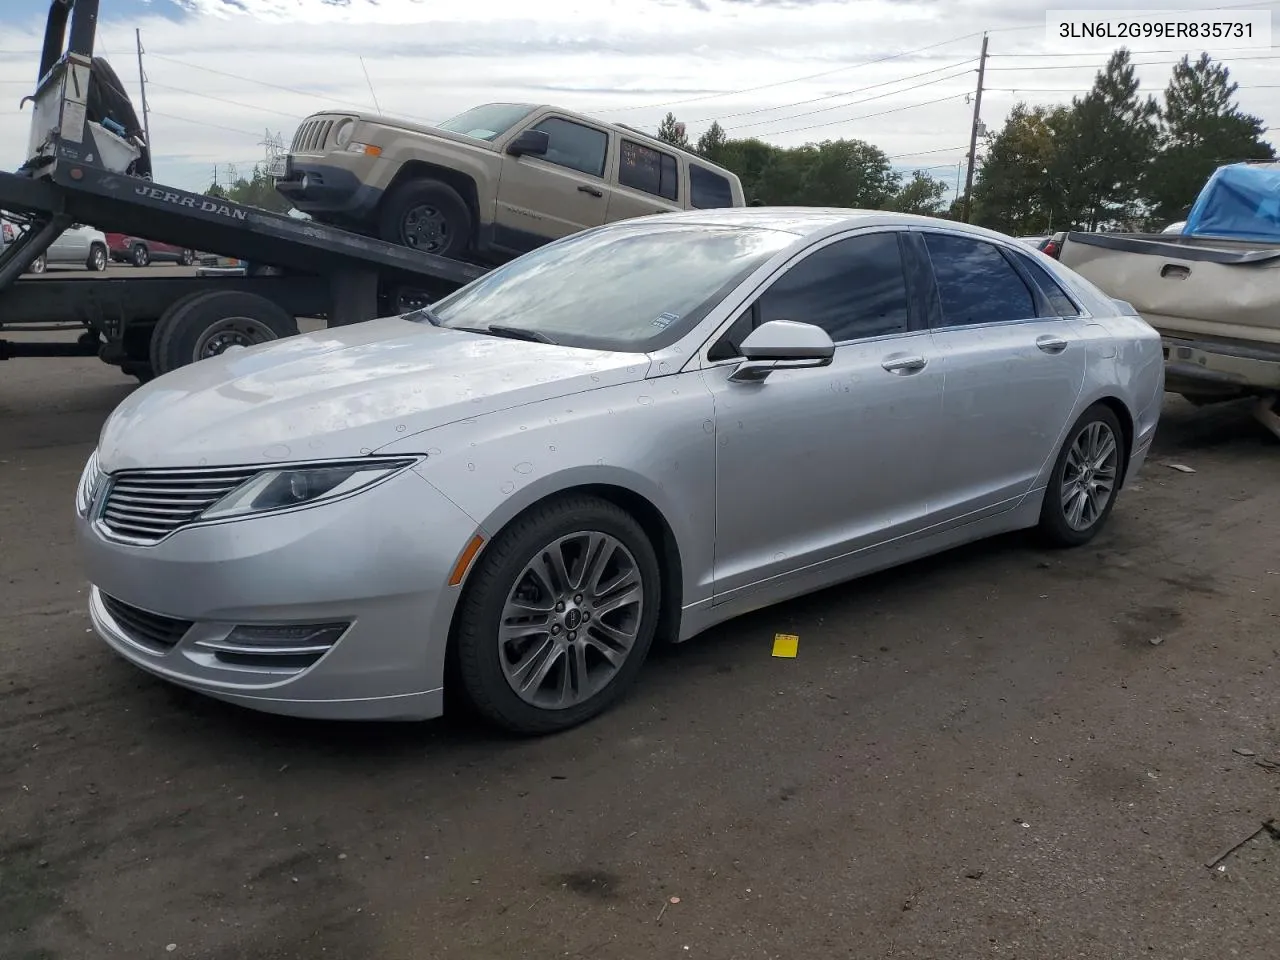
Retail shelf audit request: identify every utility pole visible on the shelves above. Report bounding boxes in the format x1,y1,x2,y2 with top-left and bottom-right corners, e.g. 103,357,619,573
135,29,152,152
961,31,988,223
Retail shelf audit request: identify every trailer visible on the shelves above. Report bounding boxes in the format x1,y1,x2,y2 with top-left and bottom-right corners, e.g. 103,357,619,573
0,0,487,381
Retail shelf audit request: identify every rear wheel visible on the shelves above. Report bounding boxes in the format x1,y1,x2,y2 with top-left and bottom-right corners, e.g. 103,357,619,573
454,496,662,735
151,290,298,376
180,249,195,266
87,244,108,272
131,243,150,267
27,254,46,274
1038,403,1127,547
377,179,472,259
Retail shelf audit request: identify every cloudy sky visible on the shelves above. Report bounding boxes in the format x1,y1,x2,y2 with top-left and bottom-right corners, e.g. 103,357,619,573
0,0,1275,199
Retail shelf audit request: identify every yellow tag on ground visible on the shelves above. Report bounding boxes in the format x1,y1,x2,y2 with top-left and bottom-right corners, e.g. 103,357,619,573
772,633,799,658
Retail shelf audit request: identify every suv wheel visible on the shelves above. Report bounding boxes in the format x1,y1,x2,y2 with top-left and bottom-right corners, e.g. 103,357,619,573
180,249,195,266
87,244,108,271
377,179,472,259
131,243,150,267
28,254,46,274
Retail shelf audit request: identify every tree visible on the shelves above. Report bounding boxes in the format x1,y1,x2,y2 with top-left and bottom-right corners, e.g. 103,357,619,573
1052,48,1159,229
205,162,291,213
695,121,728,162
971,103,1065,234
1143,53,1275,223
656,112,690,150
888,170,948,216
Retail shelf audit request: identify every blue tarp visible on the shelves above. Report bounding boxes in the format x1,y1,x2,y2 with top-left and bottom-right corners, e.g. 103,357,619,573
1182,162,1280,242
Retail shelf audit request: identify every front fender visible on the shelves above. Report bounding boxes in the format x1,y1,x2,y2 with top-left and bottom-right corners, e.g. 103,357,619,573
374,375,719,607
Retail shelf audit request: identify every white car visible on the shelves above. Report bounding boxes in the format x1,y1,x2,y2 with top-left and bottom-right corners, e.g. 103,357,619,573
23,222,110,273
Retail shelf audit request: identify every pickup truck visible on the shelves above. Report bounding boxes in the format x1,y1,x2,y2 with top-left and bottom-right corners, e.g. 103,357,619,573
1056,162,1280,435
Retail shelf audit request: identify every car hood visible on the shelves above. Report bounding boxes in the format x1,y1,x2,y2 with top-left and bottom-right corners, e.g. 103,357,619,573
97,317,649,471
346,111,498,151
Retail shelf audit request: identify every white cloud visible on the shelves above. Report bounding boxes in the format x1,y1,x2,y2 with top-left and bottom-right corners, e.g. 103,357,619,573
0,0,1275,194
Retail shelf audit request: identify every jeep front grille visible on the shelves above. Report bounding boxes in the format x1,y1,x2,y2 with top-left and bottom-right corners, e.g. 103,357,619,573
100,467,260,543
291,118,334,154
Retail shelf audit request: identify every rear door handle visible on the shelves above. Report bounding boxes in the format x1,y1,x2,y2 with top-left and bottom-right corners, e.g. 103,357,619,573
881,356,927,374
1036,335,1069,354
578,185,603,197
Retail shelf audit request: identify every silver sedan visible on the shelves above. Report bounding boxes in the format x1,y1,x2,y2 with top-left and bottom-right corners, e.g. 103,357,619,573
75,208,1165,734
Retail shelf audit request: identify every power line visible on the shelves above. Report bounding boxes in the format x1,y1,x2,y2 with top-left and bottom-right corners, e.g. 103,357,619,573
751,91,972,138
149,110,263,139
726,66,976,132
691,58,978,124
986,52,1280,71
147,81,307,120
988,46,1265,59
146,52,384,115
585,29,993,113
886,144,971,160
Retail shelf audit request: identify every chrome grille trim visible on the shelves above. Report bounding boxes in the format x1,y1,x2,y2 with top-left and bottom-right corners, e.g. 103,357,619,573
99,466,260,543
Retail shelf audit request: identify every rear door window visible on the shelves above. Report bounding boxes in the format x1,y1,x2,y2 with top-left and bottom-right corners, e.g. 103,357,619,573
619,140,679,201
923,233,1036,327
1011,251,1082,317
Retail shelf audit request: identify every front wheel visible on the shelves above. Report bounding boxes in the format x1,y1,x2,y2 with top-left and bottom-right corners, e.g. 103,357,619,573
87,244,108,271
131,244,150,267
1038,403,1127,548
376,179,472,259
27,254,46,274
453,496,662,735
180,249,195,266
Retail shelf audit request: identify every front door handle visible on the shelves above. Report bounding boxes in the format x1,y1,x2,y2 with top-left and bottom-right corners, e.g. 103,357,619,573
881,355,927,374
1036,335,1069,354
578,185,603,197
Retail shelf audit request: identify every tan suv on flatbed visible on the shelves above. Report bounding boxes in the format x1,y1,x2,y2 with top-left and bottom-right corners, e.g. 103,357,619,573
274,102,746,264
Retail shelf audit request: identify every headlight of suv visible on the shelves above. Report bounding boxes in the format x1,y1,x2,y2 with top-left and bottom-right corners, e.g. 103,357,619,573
201,457,419,521
75,448,105,517
332,118,356,147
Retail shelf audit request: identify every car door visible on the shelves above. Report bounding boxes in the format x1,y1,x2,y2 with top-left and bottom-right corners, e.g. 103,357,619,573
913,229,1087,525
605,138,683,224
702,229,945,604
494,115,611,253
47,223,86,263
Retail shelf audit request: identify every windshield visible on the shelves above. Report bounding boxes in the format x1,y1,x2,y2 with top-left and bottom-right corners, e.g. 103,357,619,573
417,222,797,352
437,103,536,141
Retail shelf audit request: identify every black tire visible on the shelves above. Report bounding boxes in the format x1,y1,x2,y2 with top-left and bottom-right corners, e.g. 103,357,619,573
151,290,299,376
1038,403,1128,548
377,179,472,259
454,495,663,735
130,243,150,267
180,249,195,267
28,254,46,274
87,243,108,272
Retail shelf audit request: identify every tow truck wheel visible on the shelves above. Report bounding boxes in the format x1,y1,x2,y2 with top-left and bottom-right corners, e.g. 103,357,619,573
87,244,108,272
377,179,472,259
131,243,150,267
151,290,299,376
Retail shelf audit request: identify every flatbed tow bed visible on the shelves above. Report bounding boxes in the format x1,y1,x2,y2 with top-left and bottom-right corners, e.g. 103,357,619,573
0,0,486,379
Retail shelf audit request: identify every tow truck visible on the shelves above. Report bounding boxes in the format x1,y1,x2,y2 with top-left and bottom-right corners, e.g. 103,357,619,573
0,0,486,381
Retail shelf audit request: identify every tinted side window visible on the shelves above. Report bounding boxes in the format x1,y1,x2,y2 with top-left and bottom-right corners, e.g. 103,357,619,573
924,234,1035,327
530,118,608,177
690,164,734,209
757,233,910,342
1013,252,1081,317
620,140,678,201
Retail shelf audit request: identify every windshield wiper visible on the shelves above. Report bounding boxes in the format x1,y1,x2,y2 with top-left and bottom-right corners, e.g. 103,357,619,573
403,305,442,326
456,324,558,345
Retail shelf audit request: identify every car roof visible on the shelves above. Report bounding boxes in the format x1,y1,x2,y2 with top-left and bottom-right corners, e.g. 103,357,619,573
635,207,1021,241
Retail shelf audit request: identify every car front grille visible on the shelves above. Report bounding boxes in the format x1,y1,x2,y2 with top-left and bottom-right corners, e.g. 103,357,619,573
99,467,259,543
290,118,333,154
101,593,193,652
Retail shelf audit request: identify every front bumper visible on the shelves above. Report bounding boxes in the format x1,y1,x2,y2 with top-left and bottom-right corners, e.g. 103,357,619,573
78,469,479,721
274,156,387,223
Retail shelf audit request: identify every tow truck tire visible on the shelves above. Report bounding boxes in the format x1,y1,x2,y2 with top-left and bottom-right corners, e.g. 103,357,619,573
151,290,299,376
131,243,150,267
377,179,472,259
87,244,108,272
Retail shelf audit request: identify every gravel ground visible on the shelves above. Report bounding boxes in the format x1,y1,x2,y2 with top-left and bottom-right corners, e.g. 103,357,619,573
2,345,1277,960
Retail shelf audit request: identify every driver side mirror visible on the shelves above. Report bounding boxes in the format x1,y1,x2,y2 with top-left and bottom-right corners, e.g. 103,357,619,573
729,320,835,383
506,129,550,158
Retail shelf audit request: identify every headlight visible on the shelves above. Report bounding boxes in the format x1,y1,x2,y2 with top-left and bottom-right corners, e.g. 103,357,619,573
201,457,418,521
75,448,105,517
332,118,355,147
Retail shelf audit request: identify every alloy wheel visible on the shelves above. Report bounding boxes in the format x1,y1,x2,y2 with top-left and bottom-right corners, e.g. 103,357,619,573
1059,419,1119,531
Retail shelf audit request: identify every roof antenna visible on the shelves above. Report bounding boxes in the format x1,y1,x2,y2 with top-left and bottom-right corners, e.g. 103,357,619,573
359,56,383,115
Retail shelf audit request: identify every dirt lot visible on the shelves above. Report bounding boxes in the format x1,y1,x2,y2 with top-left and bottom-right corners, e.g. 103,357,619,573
2,346,1278,960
